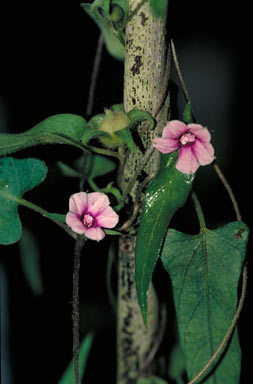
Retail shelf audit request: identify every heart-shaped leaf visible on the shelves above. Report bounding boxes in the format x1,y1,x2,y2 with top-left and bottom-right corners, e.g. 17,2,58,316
0,157,47,245
161,222,249,383
0,114,87,156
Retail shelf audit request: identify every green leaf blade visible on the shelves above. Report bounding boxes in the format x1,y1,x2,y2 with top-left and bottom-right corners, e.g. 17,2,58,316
0,157,47,245
0,114,87,156
161,222,249,383
135,152,194,326
19,227,43,296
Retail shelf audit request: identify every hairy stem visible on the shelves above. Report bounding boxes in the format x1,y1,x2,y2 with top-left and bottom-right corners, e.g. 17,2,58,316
73,236,86,384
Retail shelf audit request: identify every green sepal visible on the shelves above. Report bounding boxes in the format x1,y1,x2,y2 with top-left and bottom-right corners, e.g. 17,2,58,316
111,103,124,112
161,222,249,383
149,0,168,17
127,109,156,131
100,181,122,205
81,0,125,61
59,333,93,384
183,102,193,124
115,127,135,153
135,151,195,326
0,114,88,156
0,157,47,245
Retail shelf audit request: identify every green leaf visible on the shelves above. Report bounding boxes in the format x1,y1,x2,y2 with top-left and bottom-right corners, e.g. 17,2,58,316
0,114,88,156
127,109,156,131
137,376,168,384
46,213,66,223
57,161,82,178
59,333,93,384
19,227,43,296
161,222,249,383
104,228,121,235
0,157,47,245
81,0,125,61
183,102,193,124
135,151,194,326
168,340,185,384
149,0,168,17
84,154,116,179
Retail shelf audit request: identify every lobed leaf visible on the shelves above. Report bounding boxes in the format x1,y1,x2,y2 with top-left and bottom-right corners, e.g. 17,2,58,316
161,222,249,383
0,114,87,156
0,157,47,245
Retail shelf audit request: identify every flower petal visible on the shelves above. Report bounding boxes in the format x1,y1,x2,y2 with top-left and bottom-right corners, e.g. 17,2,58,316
176,146,199,174
87,192,110,216
84,227,105,241
162,120,187,139
66,212,85,234
69,192,87,215
152,137,179,154
96,206,119,228
188,124,211,143
192,140,214,165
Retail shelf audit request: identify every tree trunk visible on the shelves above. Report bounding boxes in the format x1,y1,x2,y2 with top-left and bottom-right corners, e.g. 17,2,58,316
117,1,170,384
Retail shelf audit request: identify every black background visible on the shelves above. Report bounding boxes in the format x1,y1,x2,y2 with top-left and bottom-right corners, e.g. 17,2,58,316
1,1,252,383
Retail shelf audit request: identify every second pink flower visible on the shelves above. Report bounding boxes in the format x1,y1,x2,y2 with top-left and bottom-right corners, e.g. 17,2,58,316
152,120,215,174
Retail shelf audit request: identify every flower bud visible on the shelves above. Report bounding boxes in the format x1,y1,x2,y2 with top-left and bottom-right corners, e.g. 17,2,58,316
98,110,130,149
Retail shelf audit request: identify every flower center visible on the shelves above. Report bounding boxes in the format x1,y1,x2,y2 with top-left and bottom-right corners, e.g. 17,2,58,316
82,213,95,228
179,132,196,146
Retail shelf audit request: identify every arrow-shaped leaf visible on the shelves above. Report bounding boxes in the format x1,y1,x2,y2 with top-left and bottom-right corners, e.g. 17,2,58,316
135,152,194,326
0,157,47,245
161,222,249,383
0,114,87,156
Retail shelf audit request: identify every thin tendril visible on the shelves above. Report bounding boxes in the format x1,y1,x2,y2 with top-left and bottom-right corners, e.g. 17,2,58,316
213,162,242,221
170,38,190,103
86,33,104,117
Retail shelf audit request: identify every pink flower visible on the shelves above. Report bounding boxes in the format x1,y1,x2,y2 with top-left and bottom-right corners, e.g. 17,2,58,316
66,192,119,241
152,120,215,174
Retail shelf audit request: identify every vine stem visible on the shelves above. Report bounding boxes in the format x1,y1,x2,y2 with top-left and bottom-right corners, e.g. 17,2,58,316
170,38,190,103
73,236,86,384
213,162,242,221
17,197,76,239
191,191,206,231
86,33,104,117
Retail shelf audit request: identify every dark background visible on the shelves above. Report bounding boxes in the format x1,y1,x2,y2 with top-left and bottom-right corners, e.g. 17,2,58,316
1,1,252,383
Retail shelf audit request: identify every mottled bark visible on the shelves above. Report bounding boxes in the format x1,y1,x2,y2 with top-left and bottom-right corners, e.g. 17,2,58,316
117,1,170,384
